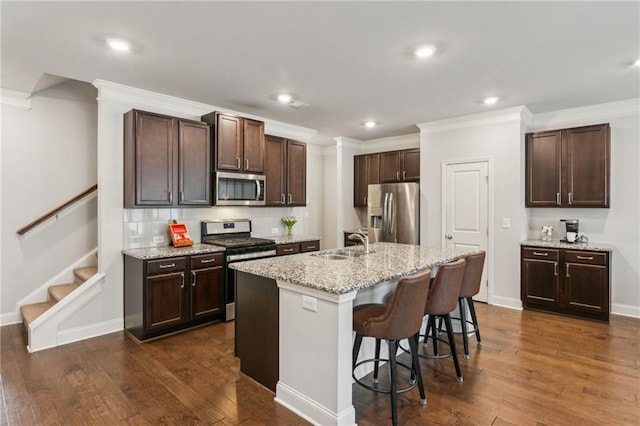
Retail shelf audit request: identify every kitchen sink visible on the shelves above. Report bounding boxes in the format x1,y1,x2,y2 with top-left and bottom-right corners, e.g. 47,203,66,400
313,249,374,259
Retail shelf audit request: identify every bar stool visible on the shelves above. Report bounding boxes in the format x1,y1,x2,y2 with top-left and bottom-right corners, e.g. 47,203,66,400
420,258,466,382
352,269,431,426
454,251,486,359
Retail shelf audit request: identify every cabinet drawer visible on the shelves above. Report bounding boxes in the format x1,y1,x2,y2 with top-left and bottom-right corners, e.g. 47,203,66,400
565,250,607,266
146,257,186,275
277,243,300,256
300,240,320,253
191,253,224,269
522,247,559,261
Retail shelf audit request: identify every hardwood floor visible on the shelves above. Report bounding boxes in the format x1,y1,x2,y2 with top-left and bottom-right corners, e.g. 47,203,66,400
1,304,638,425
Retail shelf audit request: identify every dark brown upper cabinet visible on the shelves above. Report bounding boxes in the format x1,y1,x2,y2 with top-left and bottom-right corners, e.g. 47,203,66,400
264,135,306,206
380,148,420,183
353,153,380,207
124,110,211,208
526,123,610,208
201,112,265,174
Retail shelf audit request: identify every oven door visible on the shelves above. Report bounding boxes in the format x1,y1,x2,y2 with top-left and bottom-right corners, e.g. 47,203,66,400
225,249,277,321
215,171,265,206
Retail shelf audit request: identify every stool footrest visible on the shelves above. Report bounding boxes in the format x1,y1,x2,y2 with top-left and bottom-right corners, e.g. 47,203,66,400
353,358,417,395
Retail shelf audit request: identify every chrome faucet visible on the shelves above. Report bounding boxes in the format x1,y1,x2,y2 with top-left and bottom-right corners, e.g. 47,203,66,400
348,231,370,254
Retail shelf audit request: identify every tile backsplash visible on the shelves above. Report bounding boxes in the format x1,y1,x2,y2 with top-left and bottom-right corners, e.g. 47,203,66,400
123,207,308,249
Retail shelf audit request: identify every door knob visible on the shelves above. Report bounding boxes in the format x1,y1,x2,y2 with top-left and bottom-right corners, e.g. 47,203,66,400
445,234,453,240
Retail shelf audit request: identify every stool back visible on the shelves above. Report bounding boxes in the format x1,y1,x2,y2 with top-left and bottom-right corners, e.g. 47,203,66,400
424,258,466,316
460,251,486,298
363,269,431,341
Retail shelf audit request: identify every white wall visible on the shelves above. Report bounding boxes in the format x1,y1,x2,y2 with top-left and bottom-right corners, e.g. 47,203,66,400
419,107,528,308
1,81,98,323
526,102,640,317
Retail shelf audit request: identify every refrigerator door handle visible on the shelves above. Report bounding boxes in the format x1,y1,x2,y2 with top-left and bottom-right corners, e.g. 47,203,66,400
382,192,389,238
388,192,394,241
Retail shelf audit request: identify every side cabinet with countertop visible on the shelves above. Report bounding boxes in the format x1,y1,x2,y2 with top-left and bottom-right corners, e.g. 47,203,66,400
521,242,611,322
276,239,320,256
124,248,225,340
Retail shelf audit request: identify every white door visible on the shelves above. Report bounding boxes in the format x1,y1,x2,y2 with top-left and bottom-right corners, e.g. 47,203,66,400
442,161,489,302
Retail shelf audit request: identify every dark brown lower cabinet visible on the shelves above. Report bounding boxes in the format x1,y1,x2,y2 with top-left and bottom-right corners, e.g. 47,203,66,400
521,246,610,322
125,252,225,340
276,240,320,256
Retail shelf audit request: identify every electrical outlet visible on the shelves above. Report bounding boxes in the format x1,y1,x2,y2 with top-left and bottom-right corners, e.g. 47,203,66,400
271,227,279,234
302,295,317,312
153,236,165,244
502,218,511,229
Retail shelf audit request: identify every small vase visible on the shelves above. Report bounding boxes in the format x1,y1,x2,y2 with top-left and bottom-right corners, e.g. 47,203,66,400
287,226,294,236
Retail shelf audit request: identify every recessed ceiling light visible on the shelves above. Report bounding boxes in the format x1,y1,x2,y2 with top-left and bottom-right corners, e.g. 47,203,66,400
364,121,378,128
277,94,292,104
483,96,499,105
635,58,640,67
413,45,436,59
106,38,131,52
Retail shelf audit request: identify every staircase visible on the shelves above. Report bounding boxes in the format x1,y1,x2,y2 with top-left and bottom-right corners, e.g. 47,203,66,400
20,266,98,329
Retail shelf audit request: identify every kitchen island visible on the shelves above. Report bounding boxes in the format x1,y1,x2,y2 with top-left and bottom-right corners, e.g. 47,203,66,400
231,242,475,425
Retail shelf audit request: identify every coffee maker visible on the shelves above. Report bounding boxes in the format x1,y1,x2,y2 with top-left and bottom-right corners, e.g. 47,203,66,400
559,219,579,242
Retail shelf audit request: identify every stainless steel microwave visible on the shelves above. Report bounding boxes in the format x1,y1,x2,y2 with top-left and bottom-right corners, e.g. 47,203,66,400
214,171,265,206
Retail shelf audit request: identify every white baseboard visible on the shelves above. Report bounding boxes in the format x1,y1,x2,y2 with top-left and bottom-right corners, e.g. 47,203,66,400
58,317,123,347
611,303,640,319
1,311,21,326
490,296,523,310
275,381,355,426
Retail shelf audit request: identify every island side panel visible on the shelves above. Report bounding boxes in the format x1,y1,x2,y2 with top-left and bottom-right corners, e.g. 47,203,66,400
275,281,357,426
235,271,279,392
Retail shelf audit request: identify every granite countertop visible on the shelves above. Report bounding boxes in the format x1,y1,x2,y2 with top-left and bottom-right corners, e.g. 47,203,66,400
230,242,476,295
269,235,322,244
122,243,226,260
521,239,614,252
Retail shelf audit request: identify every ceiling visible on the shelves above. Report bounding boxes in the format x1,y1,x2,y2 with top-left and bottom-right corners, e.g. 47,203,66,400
2,1,639,145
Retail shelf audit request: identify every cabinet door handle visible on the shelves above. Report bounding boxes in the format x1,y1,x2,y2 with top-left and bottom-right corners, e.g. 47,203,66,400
200,258,217,264
169,191,173,204
532,252,548,256
245,159,249,169
554,262,558,276
180,191,184,202
364,196,367,205
566,264,570,278
236,157,241,168
192,271,196,287
569,192,573,205
283,248,294,253
288,194,292,204
556,192,561,205
306,245,317,250
180,273,185,289
577,255,594,260
396,171,400,181
159,263,176,269
403,171,406,180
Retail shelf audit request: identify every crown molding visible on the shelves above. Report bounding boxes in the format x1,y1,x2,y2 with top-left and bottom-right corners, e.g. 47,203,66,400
92,79,316,140
0,89,32,110
333,136,362,149
358,133,420,153
417,105,532,134
528,98,640,131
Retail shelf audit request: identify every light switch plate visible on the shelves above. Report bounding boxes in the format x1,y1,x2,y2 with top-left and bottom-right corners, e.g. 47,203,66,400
271,227,279,234
502,218,511,229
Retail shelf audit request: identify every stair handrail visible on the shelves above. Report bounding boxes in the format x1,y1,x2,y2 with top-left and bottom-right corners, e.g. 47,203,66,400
17,184,98,235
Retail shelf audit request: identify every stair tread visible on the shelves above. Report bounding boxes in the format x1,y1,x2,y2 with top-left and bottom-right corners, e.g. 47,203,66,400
74,266,97,283
21,302,53,326
49,283,79,303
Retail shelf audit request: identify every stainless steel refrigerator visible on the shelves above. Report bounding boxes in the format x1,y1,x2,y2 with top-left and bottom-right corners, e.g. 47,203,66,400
367,182,420,244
